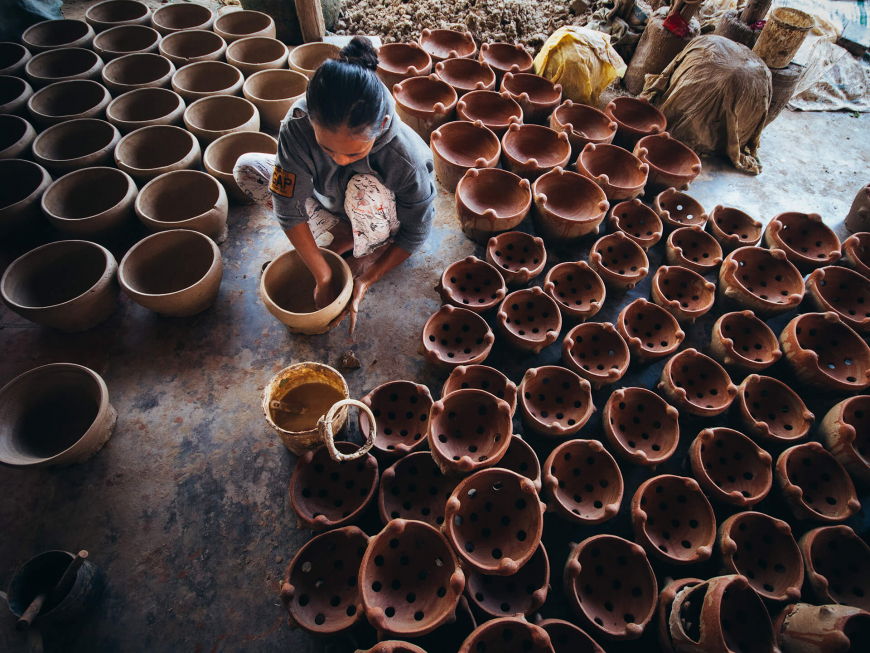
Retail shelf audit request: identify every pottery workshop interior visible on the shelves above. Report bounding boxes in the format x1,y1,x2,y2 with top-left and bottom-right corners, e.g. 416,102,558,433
2,0,870,651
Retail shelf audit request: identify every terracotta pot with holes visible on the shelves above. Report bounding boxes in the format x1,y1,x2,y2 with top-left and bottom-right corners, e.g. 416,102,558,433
203,131,277,204
427,388,512,475
616,298,685,363
172,61,244,102
214,10,275,43
605,96,667,148
243,69,307,131
575,143,648,201
458,618,551,653
497,436,540,490
115,124,200,183
500,72,561,125
608,199,662,249
544,261,605,322
496,287,562,354
0,114,36,159
518,365,594,438
0,42,31,77
589,231,649,291
359,381,433,459
93,24,161,61
22,20,95,53
485,231,546,286
776,603,870,653
550,100,617,161
633,131,701,193
0,159,51,233
651,266,716,324
820,395,870,486
466,543,549,617
602,387,680,466
27,79,111,127
656,579,703,653
709,311,781,373
25,48,104,89
445,468,545,576
183,95,259,145
378,451,458,528
393,74,457,144
561,322,629,389
227,37,288,78
442,365,517,416
718,246,804,316
455,167,531,244
0,75,33,117
665,225,723,274
32,118,120,174
501,123,571,182
86,0,151,32
456,90,522,137
707,205,762,252
288,42,339,80
531,166,608,242
806,266,870,334
135,169,228,242
419,305,495,371
150,3,214,36
776,442,861,523
736,374,813,443
158,30,227,67
431,120,500,192
102,53,174,93
689,427,773,507
764,211,841,272
41,166,136,237
798,525,870,610
106,87,185,133
376,42,432,89
658,349,737,418
279,526,368,636
436,256,506,313
478,42,533,82
433,58,495,97
654,187,708,231
538,619,604,653
543,439,623,524
563,535,657,641
842,232,870,279
419,28,476,64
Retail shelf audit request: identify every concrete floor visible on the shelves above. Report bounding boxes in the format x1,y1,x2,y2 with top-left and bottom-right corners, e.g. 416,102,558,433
1,3,870,652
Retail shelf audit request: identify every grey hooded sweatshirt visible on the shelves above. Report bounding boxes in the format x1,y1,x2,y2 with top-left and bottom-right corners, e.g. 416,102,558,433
269,94,436,254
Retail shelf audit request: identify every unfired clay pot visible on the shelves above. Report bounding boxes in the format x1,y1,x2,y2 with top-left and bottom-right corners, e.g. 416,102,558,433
799,525,870,611
434,57,495,96
359,380,433,459
776,602,870,653
32,118,120,175
605,96,667,148
287,42,338,79
497,435,541,490
485,231,546,286
497,287,562,354
539,619,604,653
466,542,549,617
656,578,703,653
589,230,649,291
478,42,533,82
376,42,432,90
531,166,608,242
158,29,227,67
650,265,716,324
654,187,708,231
736,374,813,443
436,256,506,313
842,232,870,279
616,297,685,363
633,131,701,194
393,74,457,144
135,169,228,242
214,10,276,43
456,90,523,138
280,526,368,636
806,266,870,334
118,228,222,316
183,95,259,145
658,349,737,418
707,205,762,252
455,167,530,244
25,47,104,89
776,441,861,523
561,321,629,389
458,618,551,653
427,388,512,475
1,240,118,332
150,2,214,36
21,20,95,53
115,124,200,183
0,75,33,117
0,363,117,468
419,28,476,63
378,451,458,528
41,166,136,237
420,305,494,371
820,395,870,486
709,310,782,373
431,120,500,192
575,142,648,201
171,60,244,102
442,365,517,416
85,0,150,32
106,87,185,133
26,79,111,127
718,511,803,602
0,158,51,233
500,72,561,125
549,100,617,161
518,365,594,438
665,225,723,275
690,427,773,507
607,198,663,250
543,439,623,524
92,24,161,61
544,261,606,322
444,468,544,575
203,131,277,203
764,211,841,272
718,246,804,316
226,36,288,78
0,42,31,77
101,52,175,93
243,69,307,131
0,114,36,159
603,386,680,466
563,535,657,640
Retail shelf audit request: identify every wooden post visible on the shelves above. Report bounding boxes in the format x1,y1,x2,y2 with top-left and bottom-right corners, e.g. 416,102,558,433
741,0,773,25
295,0,325,43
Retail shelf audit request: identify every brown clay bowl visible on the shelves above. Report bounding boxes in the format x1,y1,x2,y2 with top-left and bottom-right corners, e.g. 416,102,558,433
392,74,457,144
806,265,870,334
544,261,605,322
842,233,870,279
359,380,433,458
633,131,700,194
436,256,506,313
456,90,522,137
466,542,549,617
93,24,161,61
41,166,136,237
419,305,494,371
86,0,151,32
518,365,594,438
106,87,185,133
243,69,307,131
496,287,562,354
776,441,861,523
203,131,277,204
455,167,531,244
650,265,716,324
0,159,50,233
690,427,773,507
150,2,214,36
428,388,512,475
419,28,476,63
27,79,111,127
287,42,339,80
607,198,662,250
135,169,228,242
550,100,617,161
820,395,870,486
616,298,684,364
376,42,432,89
496,435,541,491
501,123,570,182
563,535,657,640
658,349,737,418
227,36,288,78
434,57,495,96
665,224,723,275
183,95,259,145
0,75,33,117
764,211,841,272
171,61,244,102
543,439,623,524
718,246,804,317
479,42,533,82
32,118,119,174
25,47,104,89
603,387,680,467
458,618,551,653
531,166,608,242
736,374,813,444
289,441,379,531
485,231,546,286
605,96,666,148
430,120,500,192
22,20,95,53
0,42,31,77
442,365,518,417
575,143,648,201
799,525,870,611
708,204,762,252
378,451,459,528
158,29,227,67
539,619,604,653
101,52,174,93
115,124,200,183
360,519,465,638
655,579,703,653
0,114,36,159
279,526,368,636
214,10,275,43
709,310,782,373
718,511,804,602
561,322,629,390
500,72,561,125
589,231,649,292
653,187,707,231
445,468,544,575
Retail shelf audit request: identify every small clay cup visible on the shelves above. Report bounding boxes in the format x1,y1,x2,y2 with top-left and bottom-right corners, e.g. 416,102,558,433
561,322,629,390
718,246,804,316
101,53,174,93
0,114,36,159
158,29,227,67
799,525,870,611
203,131,277,204
616,298,684,364
607,198,662,250
27,79,111,127
575,143,648,201
736,374,813,443
764,211,841,272
602,387,680,466
445,468,545,575
479,42,533,82
709,310,782,373
654,187,708,231
589,231,649,292
543,439,623,524
563,535,657,640
633,131,701,194
518,365,594,438
531,166,608,242
85,0,151,32
458,618,551,653
359,381,433,459
171,61,244,102
214,10,276,43
279,526,368,636
466,543,549,617
427,388,512,475
544,261,605,322
655,579,703,653
41,166,136,237
420,305,494,371
243,69,307,131
776,442,861,523
690,427,773,507
378,451,459,528
658,349,737,418
485,231,546,286
32,118,120,175
538,619,604,653
22,20,95,53
150,2,214,36
549,100,617,161
287,41,339,80
392,74,457,144
436,256,506,313
106,87,185,134
0,75,33,117
665,225,723,275
806,265,870,334
496,287,562,354
718,511,803,602
775,603,870,652
442,365,517,417
434,57,495,96
430,120,500,192
376,42,432,89
135,169,228,242
25,47,104,89
115,124,200,183
92,24,161,61
842,232,870,279
820,395,870,486
650,265,716,324
0,159,51,233
455,90,522,137
605,96,666,148
0,42,31,77
496,435,541,491
227,36,288,78
707,205,762,252
419,28,476,64
455,167,531,244
183,95,259,145
500,72,561,125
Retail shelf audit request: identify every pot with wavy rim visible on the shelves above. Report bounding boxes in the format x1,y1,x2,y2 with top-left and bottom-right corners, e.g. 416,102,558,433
603,387,680,466
707,204,762,252
605,96,666,148
478,42,533,82
689,427,773,507
441,364,517,417
455,167,530,244
419,305,494,371
544,261,605,322
518,365,594,438
798,525,870,610
616,298,685,363
607,198,662,249
763,211,841,272
805,265,870,334
589,230,649,291
431,120,500,192
717,246,804,316
776,441,861,523
376,42,431,89
500,72,561,125
561,321,629,390
436,255,506,313
633,131,700,193
419,28,476,63
544,439,623,524
433,57,495,96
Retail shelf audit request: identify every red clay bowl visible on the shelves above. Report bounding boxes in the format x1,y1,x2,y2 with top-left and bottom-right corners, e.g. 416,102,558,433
735,374,814,444
420,305,494,371
430,119,500,191
436,255,507,313
650,265,716,325
602,387,680,467
709,310,782,373
616,298,685,364
359,380,433,458
419,28,476,63
657,348,737,418
496,286,562,354
605,96,666,148
465,542,549,617
653,187,707,231
543,261,606,322
805,265,870,334
485,231,546,286
550,99,616,160
479,42,533,80
665,224,723,275
575,143,648,201
589,230,649,292
543,438,623,524
518,365,594,439
455,167,530,244
433,57,495,96
561,321,629,390
531,166,608,243
607,198,662,250
500,72,562,125
763,211,841,272
707,204,762,252
799,525,870,611
633,131,701,193
689,427,773,507
501,122,571,182
456,89,522,137
718,246,804,317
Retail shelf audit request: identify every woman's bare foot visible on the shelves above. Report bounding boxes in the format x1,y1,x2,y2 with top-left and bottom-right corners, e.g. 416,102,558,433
347,242,390,278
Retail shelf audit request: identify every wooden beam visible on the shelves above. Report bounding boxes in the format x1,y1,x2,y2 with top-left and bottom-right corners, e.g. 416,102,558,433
295,0,325,43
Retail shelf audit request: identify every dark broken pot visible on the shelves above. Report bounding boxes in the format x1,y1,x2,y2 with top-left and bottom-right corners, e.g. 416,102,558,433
603,386,680,467
543,438,623,524
776,603,870,653
501,122,571,182
654,187,708,231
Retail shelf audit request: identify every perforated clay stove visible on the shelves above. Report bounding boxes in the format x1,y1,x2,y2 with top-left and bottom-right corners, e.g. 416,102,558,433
799,525,870,610
616,298,685,363
654,187,708,231
805,265,870,334
820,395,870,486
775,442,861,523
665,225,723,275
538,618,605,653
689,427,773,507
603,387,680,466
658,349,737,418
486,231,546,286
442,364,518,417
709,310,782,373
718,246,804,317
458,617,552,653
359,380,433,458
544,261,606,322
436,256,506,313
420,304,495,370
608,198,663,250
561,321,629,390
650,265,716,324
465,542,549,617
543,439,623,524
763,210,841,272
378,451,458,528
735,373,814,443
708,205,763,252
589,231,649,292
518,365,594,438
496,287,562,354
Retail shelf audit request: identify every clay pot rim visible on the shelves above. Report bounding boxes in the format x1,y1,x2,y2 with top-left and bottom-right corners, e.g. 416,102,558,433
135,169,224,226
766,211,841,266
532,166,608,220
0,114,33,154
708,204,762,246
439,255,507,311
652,265,716,318
261,248,352,321
377,42,432,76
562,321,629,384
243,68,308,103
430,120,501,167
32,117,119,165
552,99,617,139
544,260,605,317
429,388,513,470
499,433,540,489
359,379,433,452
27,78,111,122
93,24,161,56
823,395,870,453
213,10,274,38
602,386,680,466
537,618,604,652
392,73,458,116
690,427,773,506
782,311,870,389
21,20,93,50
479,42,533,72
0,42,30,71
262,362,349,439
605,96,666,136
843,233,870,275
106,86,185,125
151,3,214,32
85,0,150,26
419,28,476,60
543,438,623,523
590,231,649,282
456,89,523,128
434,57,496,91
41,166,135,222
442,364,518,414
634,131,700,181
720,246,804,308
806,265,870,329
115,124,198,174
666,224,723,269
0,159,50,212
502,123,571,167
578,142,648,191
183,94,258,133
158,29,226,61
518,365,594,433
713,310,781,366
609,199,663,248
465,542,550,617
500,72,561,104
25,47,102,84
286,41,336,74
777,442,861,522
737,373,813,439
459,617,550,653
455,167,530,220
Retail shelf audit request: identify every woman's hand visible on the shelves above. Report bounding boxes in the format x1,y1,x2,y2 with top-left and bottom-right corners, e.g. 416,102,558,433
347,278,369,334
314,273,338,309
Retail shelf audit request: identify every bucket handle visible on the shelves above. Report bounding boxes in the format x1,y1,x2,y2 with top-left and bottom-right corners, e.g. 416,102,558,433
318,399,377,462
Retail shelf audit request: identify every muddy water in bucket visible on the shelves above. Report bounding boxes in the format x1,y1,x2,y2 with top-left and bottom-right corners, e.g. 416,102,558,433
270,382,345,432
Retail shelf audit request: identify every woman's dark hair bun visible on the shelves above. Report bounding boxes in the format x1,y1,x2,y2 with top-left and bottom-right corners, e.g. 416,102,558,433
338,36,378,71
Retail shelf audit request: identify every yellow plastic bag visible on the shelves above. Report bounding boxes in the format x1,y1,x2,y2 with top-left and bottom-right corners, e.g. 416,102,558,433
533,26,627,105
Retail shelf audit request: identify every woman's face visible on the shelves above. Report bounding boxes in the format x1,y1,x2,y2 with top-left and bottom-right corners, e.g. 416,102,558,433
312,117,388,167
